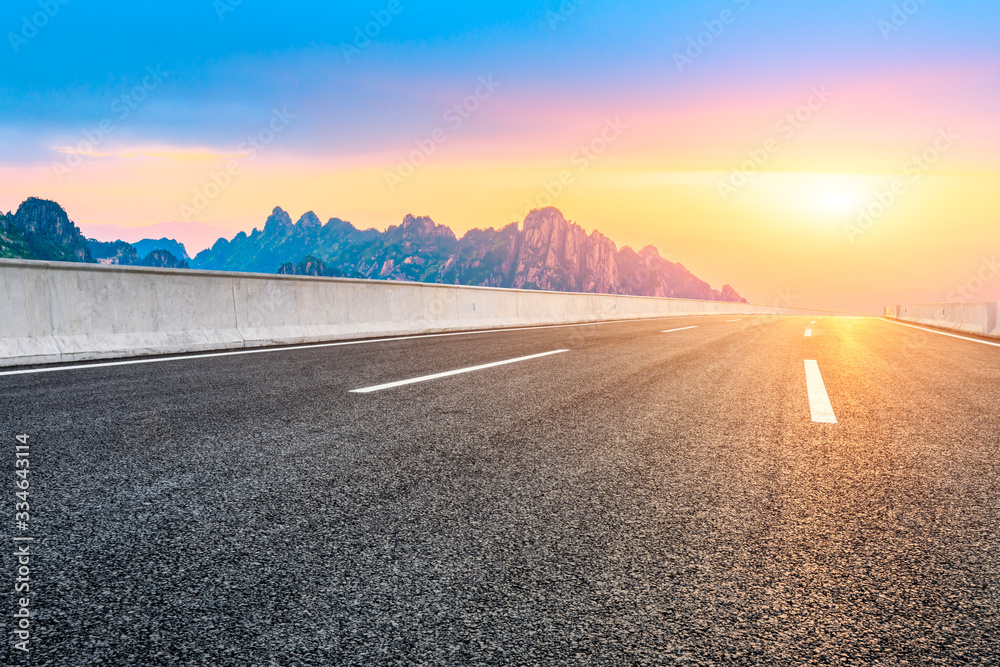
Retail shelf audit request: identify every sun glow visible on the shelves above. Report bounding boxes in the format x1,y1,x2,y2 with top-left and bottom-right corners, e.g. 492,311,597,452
734,172,889,225
815,190,861,216
792,175,880,222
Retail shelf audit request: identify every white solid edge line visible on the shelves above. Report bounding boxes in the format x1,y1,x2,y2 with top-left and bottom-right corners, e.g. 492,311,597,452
805,329,812,337
350,349,568,393
878,317,1000,348
726,319,743,322
804,360,837,424
662,326,699,333
0,314,725,378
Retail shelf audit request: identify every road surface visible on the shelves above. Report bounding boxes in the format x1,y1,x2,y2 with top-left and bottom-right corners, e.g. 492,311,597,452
2,315,998,665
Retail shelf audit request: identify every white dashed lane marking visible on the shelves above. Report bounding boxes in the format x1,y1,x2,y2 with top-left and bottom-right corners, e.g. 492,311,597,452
350,349,569,394
804,360,837,424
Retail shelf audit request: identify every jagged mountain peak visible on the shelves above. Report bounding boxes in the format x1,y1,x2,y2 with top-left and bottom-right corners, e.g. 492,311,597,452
522,207,575,234
400,213,446,232
391,214,458,243
637,245,663,259
263,207,293,235
720,285,744,303
523,206,566,222
186,204,745,302
298,211,322,229
401,213,433,227
5,196,91,262
17,196,69,218
323,216,354,231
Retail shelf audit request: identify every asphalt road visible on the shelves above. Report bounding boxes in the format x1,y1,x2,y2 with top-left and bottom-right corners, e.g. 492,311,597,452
2,314,999,665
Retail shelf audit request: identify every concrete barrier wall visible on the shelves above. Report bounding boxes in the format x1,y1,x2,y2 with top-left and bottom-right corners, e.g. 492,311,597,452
1,259,845,367
885,301,1000,339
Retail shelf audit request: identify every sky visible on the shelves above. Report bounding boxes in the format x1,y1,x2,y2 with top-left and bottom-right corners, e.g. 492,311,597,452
1,0,999,313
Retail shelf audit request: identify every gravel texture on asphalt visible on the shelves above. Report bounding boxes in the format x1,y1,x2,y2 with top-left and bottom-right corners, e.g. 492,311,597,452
2,315,998,665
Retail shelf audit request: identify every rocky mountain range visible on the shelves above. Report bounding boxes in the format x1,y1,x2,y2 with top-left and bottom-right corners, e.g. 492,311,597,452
132,238,190,261
2,197,746,302
1,198,189,268
1,197,92,262
194,206,746,302
278,255,347,278
88,238,189,269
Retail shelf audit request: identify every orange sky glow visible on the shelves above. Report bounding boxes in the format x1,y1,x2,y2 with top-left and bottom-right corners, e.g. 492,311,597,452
3,4,999,314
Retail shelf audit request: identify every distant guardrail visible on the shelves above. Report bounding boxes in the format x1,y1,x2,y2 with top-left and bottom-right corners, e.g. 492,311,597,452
1,259,845,367
884,302,1000,339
